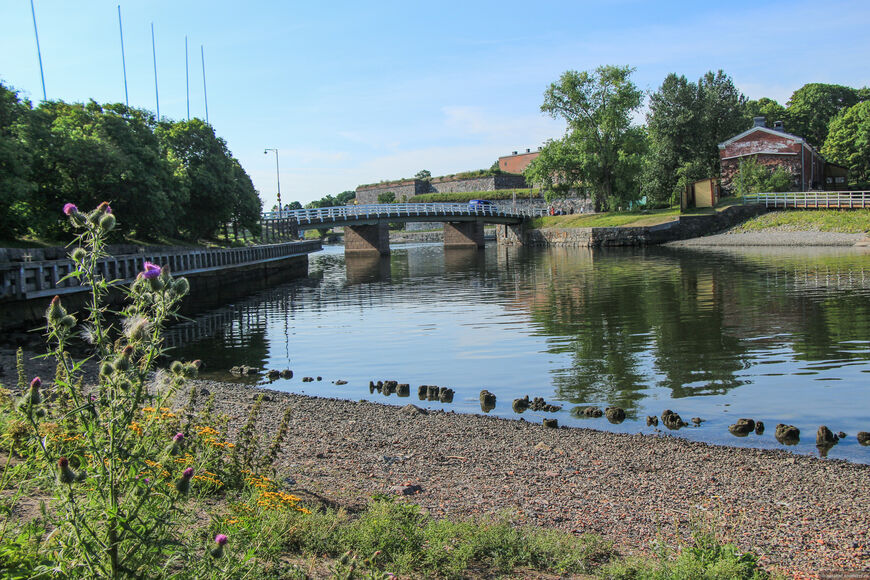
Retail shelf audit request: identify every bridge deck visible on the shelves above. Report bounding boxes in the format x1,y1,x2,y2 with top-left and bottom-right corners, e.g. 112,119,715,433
262,202,543,229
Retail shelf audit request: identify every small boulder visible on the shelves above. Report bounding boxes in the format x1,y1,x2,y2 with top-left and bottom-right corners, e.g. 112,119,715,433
582,406,603,418
543,418,558,428
390,484,422,496
401,404,427,416
418,385,428,399
199,387,211,396
857,432,870,446
661,410,686,430
816,425,838,447
265,369,280,381
728,418,755,437
334,379,348,385
605,406,625,424
279,369,293,379
438,388,454,403
691,417,703,425
426,385,440,401
775,424,800,445
646,415,658,426
396,384,410,397
479,390,496,412
512,396,530,413
837,431,847,440
755,421,765,435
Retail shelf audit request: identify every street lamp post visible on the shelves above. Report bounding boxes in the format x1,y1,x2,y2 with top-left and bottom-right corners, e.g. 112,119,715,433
264,148,281,218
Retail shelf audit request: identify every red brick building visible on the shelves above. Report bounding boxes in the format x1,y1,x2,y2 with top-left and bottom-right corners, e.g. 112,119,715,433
718,118,825,193
498,148,540,174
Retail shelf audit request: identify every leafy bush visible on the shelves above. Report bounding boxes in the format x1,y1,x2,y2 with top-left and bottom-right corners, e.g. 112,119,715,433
732,157,793,196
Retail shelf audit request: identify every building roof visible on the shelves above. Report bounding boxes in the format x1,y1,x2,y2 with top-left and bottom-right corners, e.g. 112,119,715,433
718,125,825,161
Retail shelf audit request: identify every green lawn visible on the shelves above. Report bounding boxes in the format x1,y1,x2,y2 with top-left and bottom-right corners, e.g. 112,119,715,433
731,209,870,233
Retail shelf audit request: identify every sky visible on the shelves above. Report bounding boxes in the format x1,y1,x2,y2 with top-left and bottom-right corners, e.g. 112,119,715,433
2,0,869,208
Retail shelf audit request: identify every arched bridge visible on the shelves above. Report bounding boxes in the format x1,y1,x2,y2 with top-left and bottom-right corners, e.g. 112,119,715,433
260,203,544,254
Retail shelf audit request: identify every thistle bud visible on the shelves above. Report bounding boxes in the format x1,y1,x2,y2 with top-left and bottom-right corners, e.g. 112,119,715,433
60,314,76,329
114,356,130,372
62,203,79,216
100,361,114,377
182,363,199,379
70,247,87,262
99,213,116,232
58,457,77,485
47,296,66,324
173,277,190,296
170,360,184,375
175,467,194,495
210,534,228,558
96,201,112,214
149,277,165,291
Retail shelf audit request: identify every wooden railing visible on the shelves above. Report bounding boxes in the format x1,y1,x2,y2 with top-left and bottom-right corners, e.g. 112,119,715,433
0,240,321,301
743,191,870,209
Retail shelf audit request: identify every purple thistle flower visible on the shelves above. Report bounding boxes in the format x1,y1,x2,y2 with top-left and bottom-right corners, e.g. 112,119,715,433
215,534,228,546
211,533,228,558
173,432,184,442
183,467,194,479
30,377,41,390
63,203,78,216
141,262,161,279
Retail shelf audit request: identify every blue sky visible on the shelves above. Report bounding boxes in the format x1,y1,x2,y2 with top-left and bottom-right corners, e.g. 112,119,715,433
2,0,869,207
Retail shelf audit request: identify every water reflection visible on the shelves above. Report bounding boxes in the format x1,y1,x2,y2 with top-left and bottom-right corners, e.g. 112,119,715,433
169,243,870,463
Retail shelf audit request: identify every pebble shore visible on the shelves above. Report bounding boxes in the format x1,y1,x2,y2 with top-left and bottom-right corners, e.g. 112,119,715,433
189,378,870,577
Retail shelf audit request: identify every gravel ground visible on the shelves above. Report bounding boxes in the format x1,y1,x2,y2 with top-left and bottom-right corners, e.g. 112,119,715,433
183,379,870,578
667,230,867,247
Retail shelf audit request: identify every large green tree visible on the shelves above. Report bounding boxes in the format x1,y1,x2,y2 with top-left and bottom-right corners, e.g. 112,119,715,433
25,100,179,239
786,83,862,147
821,100,870,187
642,70,746,205
157,119,239,239
0,82,34,236
528,65,645,211
743,97,788,127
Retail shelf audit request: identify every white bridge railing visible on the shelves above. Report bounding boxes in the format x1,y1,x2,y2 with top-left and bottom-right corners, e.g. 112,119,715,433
743,191,870,209
262,203,545,223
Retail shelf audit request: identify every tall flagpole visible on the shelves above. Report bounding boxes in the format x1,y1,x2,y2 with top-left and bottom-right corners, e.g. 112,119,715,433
201,44,209,124
185,36,190,121
29,0,47,101
118,5,129,107
151,22,159,120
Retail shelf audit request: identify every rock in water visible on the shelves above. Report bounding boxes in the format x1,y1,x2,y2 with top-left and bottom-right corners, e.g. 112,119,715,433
728,418,755,437
543,418,558,428
605,406,625,424
857,432,870,446
775,424,800,445
816,425,838,446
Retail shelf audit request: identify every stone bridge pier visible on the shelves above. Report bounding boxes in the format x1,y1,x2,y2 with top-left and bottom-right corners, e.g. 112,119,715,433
443,221,484,248
344,223,390,255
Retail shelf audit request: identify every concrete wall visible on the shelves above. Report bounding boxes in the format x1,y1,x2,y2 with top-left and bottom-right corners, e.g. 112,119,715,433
344,224,390,255
0,254,310,331
498,150,540,174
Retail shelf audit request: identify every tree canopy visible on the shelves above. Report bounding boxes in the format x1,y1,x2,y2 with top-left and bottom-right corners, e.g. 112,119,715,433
0,83,260,242
527,65,645,211
821,100,870,187
642,71,746,205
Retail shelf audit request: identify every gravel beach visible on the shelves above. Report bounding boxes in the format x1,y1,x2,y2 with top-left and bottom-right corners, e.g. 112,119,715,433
184,378,870,578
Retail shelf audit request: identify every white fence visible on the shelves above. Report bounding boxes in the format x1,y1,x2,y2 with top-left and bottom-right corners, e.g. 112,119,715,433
743,191,870,209
262,203,546,224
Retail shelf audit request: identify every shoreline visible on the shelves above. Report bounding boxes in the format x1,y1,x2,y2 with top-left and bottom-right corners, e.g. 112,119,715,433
185,377,870,577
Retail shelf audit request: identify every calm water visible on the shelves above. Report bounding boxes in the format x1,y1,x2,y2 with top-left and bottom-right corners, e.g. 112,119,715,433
170,242,870,463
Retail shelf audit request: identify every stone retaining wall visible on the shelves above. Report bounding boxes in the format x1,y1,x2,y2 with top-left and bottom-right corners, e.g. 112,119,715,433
497,205,766,247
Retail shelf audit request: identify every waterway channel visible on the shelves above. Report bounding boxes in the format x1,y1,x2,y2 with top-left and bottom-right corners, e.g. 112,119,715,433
170,242,870,464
